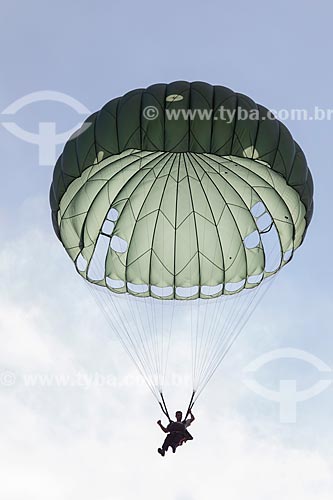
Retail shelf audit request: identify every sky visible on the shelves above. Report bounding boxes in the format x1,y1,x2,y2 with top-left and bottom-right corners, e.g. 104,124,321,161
0,1,333,499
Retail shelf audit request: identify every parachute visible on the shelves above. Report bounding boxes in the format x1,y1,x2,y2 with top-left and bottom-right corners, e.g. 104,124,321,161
50,81,313,414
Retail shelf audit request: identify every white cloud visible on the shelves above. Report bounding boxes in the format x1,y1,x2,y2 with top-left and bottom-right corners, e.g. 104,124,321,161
0,197,332,500
0,394,332,500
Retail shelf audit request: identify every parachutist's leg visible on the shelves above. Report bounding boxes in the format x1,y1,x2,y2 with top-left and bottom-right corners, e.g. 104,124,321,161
184,430,193,441
162,436,170,452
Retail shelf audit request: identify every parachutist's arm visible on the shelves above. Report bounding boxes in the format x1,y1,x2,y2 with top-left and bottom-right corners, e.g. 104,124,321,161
189,411,195,423
157,420,168,433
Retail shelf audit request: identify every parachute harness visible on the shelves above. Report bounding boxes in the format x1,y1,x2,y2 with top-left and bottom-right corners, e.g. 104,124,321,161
159,390,196,423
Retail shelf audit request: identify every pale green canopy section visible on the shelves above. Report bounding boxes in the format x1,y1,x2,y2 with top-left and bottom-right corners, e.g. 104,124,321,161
50,81,313,300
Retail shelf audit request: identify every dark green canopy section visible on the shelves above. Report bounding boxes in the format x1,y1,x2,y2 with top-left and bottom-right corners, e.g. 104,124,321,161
50,81,313,233
50,81,314,299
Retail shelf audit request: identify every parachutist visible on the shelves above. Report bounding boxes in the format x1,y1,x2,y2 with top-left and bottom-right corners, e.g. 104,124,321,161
157,410,195,456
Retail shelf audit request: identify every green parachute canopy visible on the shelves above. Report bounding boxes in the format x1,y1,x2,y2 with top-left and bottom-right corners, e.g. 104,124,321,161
50,81,313,300
50,81,313,405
